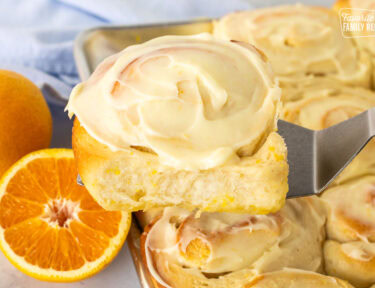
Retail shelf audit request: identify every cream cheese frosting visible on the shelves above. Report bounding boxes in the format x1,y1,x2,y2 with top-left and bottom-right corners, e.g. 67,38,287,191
67,34,281,170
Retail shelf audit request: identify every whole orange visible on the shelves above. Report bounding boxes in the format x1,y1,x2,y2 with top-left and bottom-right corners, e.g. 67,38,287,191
0,70,52,176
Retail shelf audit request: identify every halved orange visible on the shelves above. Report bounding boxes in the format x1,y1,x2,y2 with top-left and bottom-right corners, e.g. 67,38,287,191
0,149,131,282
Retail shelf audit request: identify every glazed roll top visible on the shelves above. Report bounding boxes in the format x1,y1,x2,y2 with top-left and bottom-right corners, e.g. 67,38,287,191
67,33,281,170
282,80,375,184
141,197,326,288
322,176,375,288
214,4,372,88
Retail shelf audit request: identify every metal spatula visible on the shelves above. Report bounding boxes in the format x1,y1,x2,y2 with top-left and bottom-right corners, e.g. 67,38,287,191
279,107,375,198
77,108,375,198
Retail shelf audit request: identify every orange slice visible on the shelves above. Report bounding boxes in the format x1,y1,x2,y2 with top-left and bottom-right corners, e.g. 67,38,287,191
0,149,131,282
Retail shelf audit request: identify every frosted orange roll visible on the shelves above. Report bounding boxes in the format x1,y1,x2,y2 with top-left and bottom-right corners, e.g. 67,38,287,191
140,197,326,288
322,176,375,288
334,0,375,87
282,80,375,184
214,5,372,89
67,34,288,214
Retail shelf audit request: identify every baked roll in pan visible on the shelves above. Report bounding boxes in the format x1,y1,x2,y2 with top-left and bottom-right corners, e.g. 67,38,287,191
139,197,326,288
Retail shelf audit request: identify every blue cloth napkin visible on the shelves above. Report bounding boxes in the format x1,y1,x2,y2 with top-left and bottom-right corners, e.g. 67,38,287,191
0,0,333,98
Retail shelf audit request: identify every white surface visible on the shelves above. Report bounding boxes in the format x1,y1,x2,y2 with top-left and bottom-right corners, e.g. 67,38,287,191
0,243,141,288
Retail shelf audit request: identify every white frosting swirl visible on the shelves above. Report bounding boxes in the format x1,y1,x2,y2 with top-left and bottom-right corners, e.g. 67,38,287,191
67,34,280,170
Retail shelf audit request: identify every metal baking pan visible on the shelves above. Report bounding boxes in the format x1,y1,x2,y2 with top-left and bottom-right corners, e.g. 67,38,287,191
74,19,213,80
74,19,215,288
